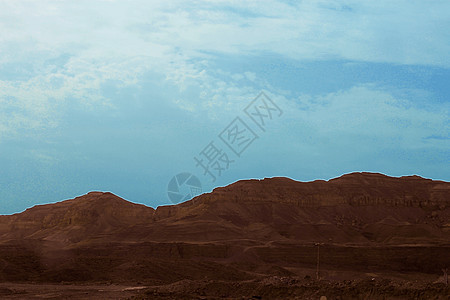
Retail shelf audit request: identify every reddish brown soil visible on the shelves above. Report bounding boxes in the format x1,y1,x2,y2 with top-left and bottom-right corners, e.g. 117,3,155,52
0,172,448,299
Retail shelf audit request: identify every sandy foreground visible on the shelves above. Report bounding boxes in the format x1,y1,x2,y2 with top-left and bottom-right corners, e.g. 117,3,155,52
0,282,148,299
0,276,448,300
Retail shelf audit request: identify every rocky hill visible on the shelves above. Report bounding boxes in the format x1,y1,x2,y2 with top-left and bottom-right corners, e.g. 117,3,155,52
0,172,448,284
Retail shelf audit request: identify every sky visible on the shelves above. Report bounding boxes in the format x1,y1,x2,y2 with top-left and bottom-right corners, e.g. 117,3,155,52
0,0,449,214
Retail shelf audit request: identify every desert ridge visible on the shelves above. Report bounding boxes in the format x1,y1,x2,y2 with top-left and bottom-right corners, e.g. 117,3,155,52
0,172,448,287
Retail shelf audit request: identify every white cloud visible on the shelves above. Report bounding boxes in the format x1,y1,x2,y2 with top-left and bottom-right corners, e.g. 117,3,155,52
1,0,448,67
285,85,449,149
0,0,449,139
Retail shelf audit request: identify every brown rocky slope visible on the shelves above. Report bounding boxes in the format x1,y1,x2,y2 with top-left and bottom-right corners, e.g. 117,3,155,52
0,172,448,286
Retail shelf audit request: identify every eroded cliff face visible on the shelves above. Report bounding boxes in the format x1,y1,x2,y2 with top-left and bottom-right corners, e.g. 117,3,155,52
0,172,448,283
147,172,449,244
0,192,155,241
201,173,448,208
1,172,448,244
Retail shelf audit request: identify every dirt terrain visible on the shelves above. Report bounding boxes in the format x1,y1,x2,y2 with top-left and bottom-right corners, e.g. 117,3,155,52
0,277,448,299
0,172,448,299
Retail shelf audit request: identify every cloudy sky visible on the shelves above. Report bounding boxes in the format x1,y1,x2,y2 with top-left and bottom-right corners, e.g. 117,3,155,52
0,0,449,214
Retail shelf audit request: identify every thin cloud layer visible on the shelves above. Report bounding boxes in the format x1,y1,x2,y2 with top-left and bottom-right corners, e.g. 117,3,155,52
0,0,448,213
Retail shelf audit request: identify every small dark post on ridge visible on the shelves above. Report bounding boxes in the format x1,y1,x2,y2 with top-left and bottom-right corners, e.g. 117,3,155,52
315,243,324,280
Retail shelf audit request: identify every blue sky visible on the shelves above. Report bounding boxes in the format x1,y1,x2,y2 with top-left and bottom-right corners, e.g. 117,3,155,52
0,0,449,214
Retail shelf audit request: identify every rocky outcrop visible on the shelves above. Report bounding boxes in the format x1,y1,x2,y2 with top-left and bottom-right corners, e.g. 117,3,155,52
200,173,449,208
0,172,448,283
